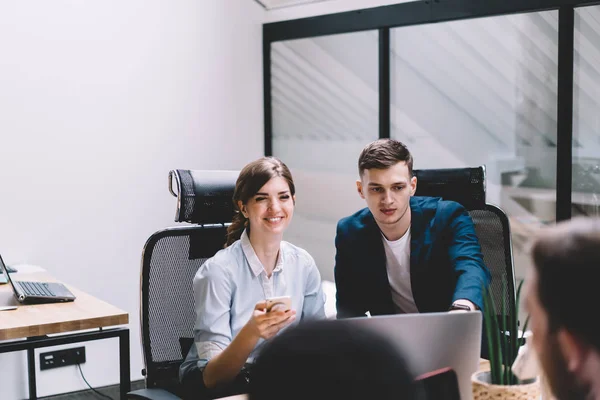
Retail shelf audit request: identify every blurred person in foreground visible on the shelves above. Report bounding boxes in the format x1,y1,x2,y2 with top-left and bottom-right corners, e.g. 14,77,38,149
525,217,600,400
248,319,421,400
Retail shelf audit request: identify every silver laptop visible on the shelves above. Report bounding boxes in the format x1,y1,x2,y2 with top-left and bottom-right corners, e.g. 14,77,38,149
344,311,482,400
0,254,76,303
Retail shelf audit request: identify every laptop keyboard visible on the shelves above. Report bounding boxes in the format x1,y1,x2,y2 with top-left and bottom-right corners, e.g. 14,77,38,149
19,281,56,297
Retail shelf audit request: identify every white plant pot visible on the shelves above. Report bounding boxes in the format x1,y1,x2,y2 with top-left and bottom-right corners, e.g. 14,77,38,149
472,370,541,400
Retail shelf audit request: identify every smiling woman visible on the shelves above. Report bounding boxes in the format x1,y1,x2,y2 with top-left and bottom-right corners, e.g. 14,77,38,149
239,176,295,242
227,158,296,250
179,157,326,400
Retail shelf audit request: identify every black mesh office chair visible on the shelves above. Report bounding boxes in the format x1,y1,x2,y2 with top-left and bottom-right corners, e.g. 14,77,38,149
413,166,517,326
128,170,238,400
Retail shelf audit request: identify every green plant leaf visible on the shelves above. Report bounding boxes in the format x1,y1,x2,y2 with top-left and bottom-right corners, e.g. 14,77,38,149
511,279,525,384
482,285,497,383
483,284,502,384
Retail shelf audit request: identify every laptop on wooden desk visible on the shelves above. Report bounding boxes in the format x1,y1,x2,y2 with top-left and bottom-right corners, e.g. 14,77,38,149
0,254,75,303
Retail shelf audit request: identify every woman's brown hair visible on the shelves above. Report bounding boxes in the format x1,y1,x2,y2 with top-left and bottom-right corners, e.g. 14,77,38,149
225,157,295,247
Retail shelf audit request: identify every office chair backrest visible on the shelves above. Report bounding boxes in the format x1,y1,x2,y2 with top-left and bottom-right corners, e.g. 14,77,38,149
140,170,238,395
413,166,516,323
168,169,238,224
413,166,486,211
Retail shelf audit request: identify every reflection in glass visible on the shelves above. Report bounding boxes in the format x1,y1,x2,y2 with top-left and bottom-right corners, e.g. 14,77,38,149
391,12,558,280
271,31,379,280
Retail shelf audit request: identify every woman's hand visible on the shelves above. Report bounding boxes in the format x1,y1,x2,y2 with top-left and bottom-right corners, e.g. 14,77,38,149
245,300,296,340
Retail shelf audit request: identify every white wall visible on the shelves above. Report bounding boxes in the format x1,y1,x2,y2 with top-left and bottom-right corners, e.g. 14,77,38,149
0,1,265,398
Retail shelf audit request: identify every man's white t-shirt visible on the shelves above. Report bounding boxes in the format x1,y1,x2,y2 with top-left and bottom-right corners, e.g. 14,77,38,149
382,228,419,314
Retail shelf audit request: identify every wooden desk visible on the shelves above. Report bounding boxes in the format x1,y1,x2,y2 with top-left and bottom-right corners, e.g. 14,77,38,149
0,267,130,400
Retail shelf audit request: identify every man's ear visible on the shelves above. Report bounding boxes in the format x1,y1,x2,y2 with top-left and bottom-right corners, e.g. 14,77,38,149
410,176,417,196
356,180,365,199
557,328,588,374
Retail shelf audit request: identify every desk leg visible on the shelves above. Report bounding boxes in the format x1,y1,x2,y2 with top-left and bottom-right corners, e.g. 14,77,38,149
27,348,37,399
119,329,131,400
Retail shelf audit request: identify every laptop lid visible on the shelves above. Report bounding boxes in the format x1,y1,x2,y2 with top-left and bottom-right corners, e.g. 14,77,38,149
344,312,482,400
0,254,23,299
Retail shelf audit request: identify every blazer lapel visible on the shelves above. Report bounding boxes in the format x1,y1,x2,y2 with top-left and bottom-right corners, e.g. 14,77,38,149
410,198,427,272
363,212,394,313
410,198,428,310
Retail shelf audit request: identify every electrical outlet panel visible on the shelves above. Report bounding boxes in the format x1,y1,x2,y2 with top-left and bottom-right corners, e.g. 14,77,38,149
40,347,86,370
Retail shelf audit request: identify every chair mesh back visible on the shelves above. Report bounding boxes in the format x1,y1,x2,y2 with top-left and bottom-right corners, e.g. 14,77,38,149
141,226,228,387
469,206,515,318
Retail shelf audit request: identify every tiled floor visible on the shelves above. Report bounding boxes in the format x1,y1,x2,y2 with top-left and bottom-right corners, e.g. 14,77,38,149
40,380,144,400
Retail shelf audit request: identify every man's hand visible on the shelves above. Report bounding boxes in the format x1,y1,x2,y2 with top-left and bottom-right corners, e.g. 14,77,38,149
449,299,477,313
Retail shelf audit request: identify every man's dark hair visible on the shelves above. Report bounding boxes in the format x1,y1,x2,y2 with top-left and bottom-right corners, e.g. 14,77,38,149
531,217,600,351
358,138,413,177
248,319,420,400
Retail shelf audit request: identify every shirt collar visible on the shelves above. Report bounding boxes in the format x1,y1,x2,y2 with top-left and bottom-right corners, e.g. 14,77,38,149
240,230,284,277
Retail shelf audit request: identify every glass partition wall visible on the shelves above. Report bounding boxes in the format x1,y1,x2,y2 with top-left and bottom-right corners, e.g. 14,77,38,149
265,1,594,284
271,31,379,281
573,6,600,218
390,12,558,280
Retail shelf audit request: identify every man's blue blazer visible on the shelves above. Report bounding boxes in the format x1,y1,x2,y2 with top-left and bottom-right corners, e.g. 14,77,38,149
334,196,491,318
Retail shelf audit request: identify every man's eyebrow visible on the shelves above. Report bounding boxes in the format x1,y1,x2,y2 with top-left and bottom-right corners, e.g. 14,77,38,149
367,182,407,186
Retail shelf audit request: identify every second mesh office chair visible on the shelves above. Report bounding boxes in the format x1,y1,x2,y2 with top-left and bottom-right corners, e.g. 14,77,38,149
128,169,238,400
413,166,517,325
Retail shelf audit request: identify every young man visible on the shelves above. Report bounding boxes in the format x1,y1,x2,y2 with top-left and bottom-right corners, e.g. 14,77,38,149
334,139,490,318
525,217,600,400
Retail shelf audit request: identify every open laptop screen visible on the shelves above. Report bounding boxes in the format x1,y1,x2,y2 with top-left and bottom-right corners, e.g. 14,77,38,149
0,254,20,297
344,312,481,400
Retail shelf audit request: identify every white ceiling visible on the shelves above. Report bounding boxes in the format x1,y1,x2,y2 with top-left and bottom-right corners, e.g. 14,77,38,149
254,0,331,10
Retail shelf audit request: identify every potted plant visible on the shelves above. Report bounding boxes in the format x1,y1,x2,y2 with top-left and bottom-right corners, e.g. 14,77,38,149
471,279,541,400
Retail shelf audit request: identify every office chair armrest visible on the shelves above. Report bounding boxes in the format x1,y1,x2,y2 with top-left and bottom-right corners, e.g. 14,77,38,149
127,388,182,400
